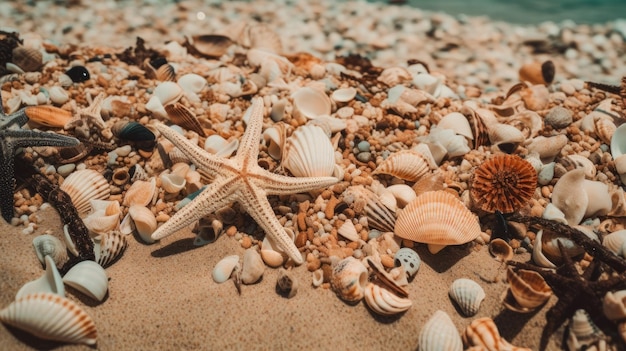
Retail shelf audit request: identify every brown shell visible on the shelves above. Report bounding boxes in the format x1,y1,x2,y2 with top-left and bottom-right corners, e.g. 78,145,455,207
189,34,234,58
372,150,430,182
155,64,176,82
24,105,72,128
463,317,532,351
12,46,42,72
165,102,206,137
470,154,537,214
394,190,482,253
506,268,552,309
518,60,555,86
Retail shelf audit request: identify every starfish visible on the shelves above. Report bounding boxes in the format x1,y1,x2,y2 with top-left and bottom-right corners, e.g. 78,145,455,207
151,97,338,265
0,93,80,222
64,93,106,130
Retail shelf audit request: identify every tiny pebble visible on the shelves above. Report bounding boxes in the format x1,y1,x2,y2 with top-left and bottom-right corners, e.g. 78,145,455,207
356,152,371,163
56,163,76,177
357,141,371,152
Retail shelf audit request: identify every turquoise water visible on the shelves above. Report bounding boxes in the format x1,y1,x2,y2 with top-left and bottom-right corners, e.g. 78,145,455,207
370,0,626,24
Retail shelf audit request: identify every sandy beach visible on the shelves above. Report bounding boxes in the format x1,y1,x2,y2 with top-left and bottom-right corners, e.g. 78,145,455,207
1,1,625,350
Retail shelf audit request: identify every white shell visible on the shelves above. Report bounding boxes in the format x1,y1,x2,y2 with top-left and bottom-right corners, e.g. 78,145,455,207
531,230,557,268
437,112,473,140
94,231,128,268
331,87,357,103
62,260,108,302
62,224,79,257
418,310,463,351
145,95,168,119
282,124,335,177
582,179,612,218
204,134,239,157
330,257,369,303
448,278,486,317
337,220,360,242
212,255,240,284
291,87,331,120
603,230,626,258
128,205,157,244
611,123,626,160
427,127,470,158
488,123,525,153
386,85,434,116
386,184,417,209
241,248,265,285
160,172,186,194
551,169,588,225
60,169,110,215
0,292,97,345
32,234,68,269
16,256,65,299
526,134,568,163
154,81,183,105
177,73,206,93
393,248,421,278
567,309,601,351
49,86,69,105
363,283,412,316
602,290,626,321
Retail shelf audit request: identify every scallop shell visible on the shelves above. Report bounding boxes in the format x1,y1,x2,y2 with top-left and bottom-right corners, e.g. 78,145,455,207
337,220,360,242
363,282,412,316
291,87,331,120
506,268,552,309
393,248,420,278
16,256,65,300
330,257,369,303
394,190,482,254
602,290,626,321
418,310,463,351
11,46,42,72
165,102,206,137
212,255,240,284
372,150,430,182
94,231,128,268
60,169,111,216
595,118,616,145
240,248,265,285
62,260,108,302
123,178,156,207
448,278,485,317
128,205,157,244
344,186,396,233
463,317,532,351
32,234,68,269
282,124,335,177
0,292,97,345
24,105,72,128
603,230,626,258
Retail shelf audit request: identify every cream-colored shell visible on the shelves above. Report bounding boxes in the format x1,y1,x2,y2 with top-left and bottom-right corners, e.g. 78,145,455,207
154,81,183,105
16,256,65,299
337,220,360,242
204,134,239,157
123,178,156,207
583,179,612,218
62,260,108,302
386,184,417,209
343,186,396,232
394,190,481,254
160,172,187,194
386,85,434,116
212,255,240,284
60,169,110,216
418,310,463,351
0,292,97,345
331,87,357,103
488,123,525,153
282,124,335,177
602,290,626,321
94,231,128,268
32,234,68,269
377,66,412,86
260,234,288,268
566,309,602,351
128,205,157,244
291,87,331,120
240,248,265,285
83,200,121,235
551,169,588,225
526,134,568,163
603,230,626,258
448,278,485,317
611,123,626,160
372,150,430,182
506,268,552,309
363,283,412,316
437,112,473,140
330,257,369,303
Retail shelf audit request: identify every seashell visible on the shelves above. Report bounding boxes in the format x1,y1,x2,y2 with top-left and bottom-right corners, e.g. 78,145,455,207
602,290,626,321
583,179,612,218
160,172,186,194
386,85,434,116
610,123,626,160
24,105,72,128
377,66,412,86
145,95,168,119
248,49,293,82
155,63,176,82
344,186,396,232
240,248,265,285
193,215,223,246
308,115,348,133
394,190,482,254
519,84,549,111
566,309,602,351
0,292,97,345
263,123,287,160
111,121,156,146
487,123,525,153
16,256,65,300
276,268,298,298
526,134,568,163
154,81,184,105
129,163,149,182
418,310,463,351
282,124,335,177
261,235,287,268
112,167,130,186
165,102,206,137
437,112,473,140
204,134,239,158
448,278,485,317
291,87,331,120
62,224,79,257
330,257,369,303
128,205,157,244
189,34,233,57
463,317,532,351
32,234,68,269
49,86,70,105
393,248,420,279
602,230,626,258
594,118,616,145
62,260,108,302
123,178,156,207
544,106,573,129
559,154,596,179
83,200,121,235
177,73,206,94
531,229,557,268
246,24,282,53
470,154,537,214
419,126,471,158
337,220,360,242
94,230,128,268
412,171,445,196
331,87,357,103
551,169,588,225
11,46,42,72
518,60,555,86
506,268,552,310
462,105,491,149
372,150,430,182
363,282,412,316
60,169,110,216
386,184,417,209
212,255,240,284
488,238,514,262
312,269,324,287
615,154,626,185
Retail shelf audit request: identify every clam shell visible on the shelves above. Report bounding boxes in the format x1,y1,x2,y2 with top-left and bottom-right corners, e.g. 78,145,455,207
83,200,121,235
337,220,360,242
372,150,430,182
387,85,434,116
128,205,157,244
393,248,420,278
487,123,525,153
154,81,183,105
212,255,240,284
282,124,335,177
94,231,128,268
123,178,156,207
394,190,482,254
463,317,532,351
32,234,68,269
177,73,207,94
363,282,412,316
16,256,65,299
559,154,596,179
602,230,626,258
331,87,357,103
488,238,513,262
160,172,186,194
190,34,233,57
291,87,331,120
24,105,72,128
12,46,42,72
60,169,111,216
111,121,156,143
165,102,206,137
448,278,485,317
241,248,265,285
0,292,97,345
506,268,552,309
330,257,369,303
602,290,626,321
551,169,587,225
63,260,108,302
437,112,473,140
518,60,555,86
418,310,463,351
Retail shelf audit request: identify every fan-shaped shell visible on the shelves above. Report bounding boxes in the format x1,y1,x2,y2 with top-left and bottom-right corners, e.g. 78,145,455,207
60,169,110,216
16,256,65,299
32,234,68,269
463,317,532,351
337,220,360,242
0,292,97,345
330,257,369,303
165,102,206,137
372,150,430,182
94,231,128,268
282,124,335,177
24,105,72,128
449,278,486,317
418,310,463,351
62,260,108,302
506,268,552,309
603,230,626,258
363,283,412,316
291,87,331,120
395,190,481,254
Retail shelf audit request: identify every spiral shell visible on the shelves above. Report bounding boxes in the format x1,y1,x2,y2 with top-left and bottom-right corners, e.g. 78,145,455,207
60,169,111,216
448,278,486,317
94,231,128,268
32,234,68,269
62,260,109,302
282,124,335,177
330,257,369,303
418,310,463,351
506,268,552,310
363,283,412,316
0,292,97,345
372,150,430,182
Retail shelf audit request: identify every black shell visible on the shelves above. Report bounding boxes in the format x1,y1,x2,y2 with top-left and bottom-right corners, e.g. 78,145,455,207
112,121,155,142
66,65,90,82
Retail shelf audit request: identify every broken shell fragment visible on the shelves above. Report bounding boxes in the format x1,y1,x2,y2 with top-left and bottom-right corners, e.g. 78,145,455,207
165,102,206,137
62,260,108,302
418,310,463,351
363,282,412,316
212,255,240,284
16,256,65,300
449,278,485,317
488,238,514,262
337,220,360,242
330,257,369,303
123,178,156,207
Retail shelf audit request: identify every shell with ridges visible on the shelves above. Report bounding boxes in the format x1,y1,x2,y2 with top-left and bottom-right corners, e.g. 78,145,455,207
153,81,183,105
282,124,335,177
506,268,552,309
60,169,110,216
418,310,463,351
377,66,412,86
363,282,412,316
62,260,108,302
344,185,396,232
83,199,121,235
94,231,128,268
602,230,626,258
16,256,65,300
566,309,602,351
337,220,360,242
394,190,482,254
11,46,42,72
330,257,369,303
32,234,68,269
165,102,206,137
463,317,532,351
0,292,97,345
372,150,430,182
24,105,72,128
448,278,486,317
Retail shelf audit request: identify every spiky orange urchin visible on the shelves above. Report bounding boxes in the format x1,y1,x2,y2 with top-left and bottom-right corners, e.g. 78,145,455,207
470,154,537,213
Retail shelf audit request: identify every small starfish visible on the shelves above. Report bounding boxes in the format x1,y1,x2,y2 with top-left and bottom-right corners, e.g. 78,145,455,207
0,93,80,222
64,93,106,130
586,76,626,110
151,97,338,264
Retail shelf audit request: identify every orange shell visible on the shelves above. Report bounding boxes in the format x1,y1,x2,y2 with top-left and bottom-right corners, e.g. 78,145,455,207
24,105,72,128
394,190,481,253
506,268,552,309
372,150,430,182
470,154,537,214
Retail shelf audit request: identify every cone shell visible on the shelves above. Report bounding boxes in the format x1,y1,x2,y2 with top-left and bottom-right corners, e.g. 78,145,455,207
372,150,430,182
94,231,128,268
0,292,97,345
24,105,72,128
394,190,482,254
330,257,369,303
448,278,486,317
506,268,552,309
60,169,111,216
418,310,463,351
283,124,335,177
363,283,412,316
165,102,206,137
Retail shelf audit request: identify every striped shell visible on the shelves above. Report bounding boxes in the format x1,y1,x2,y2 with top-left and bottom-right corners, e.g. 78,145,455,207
418,310,463,351
372,150,430,182
283,124,335,177
94,231,128,268
344,186,396,232
463,317,532,351
506,268,552,309
165,102,206,137
602,230,626,258
394,190,482,254
0,292,97,345
63,260,109,302
60,169,110,216
24,105,72,128
330,257,369,303
363,283,412,316
32,234,68,269
448,278,486,317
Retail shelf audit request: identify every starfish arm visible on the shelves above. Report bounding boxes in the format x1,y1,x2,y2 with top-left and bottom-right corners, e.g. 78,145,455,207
237,186,303,265
0,110,28,129
234,97,264,163
258,170,338,195
155,122,226,176
151,178,236,240
5,130,80,149
0,142,16,222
